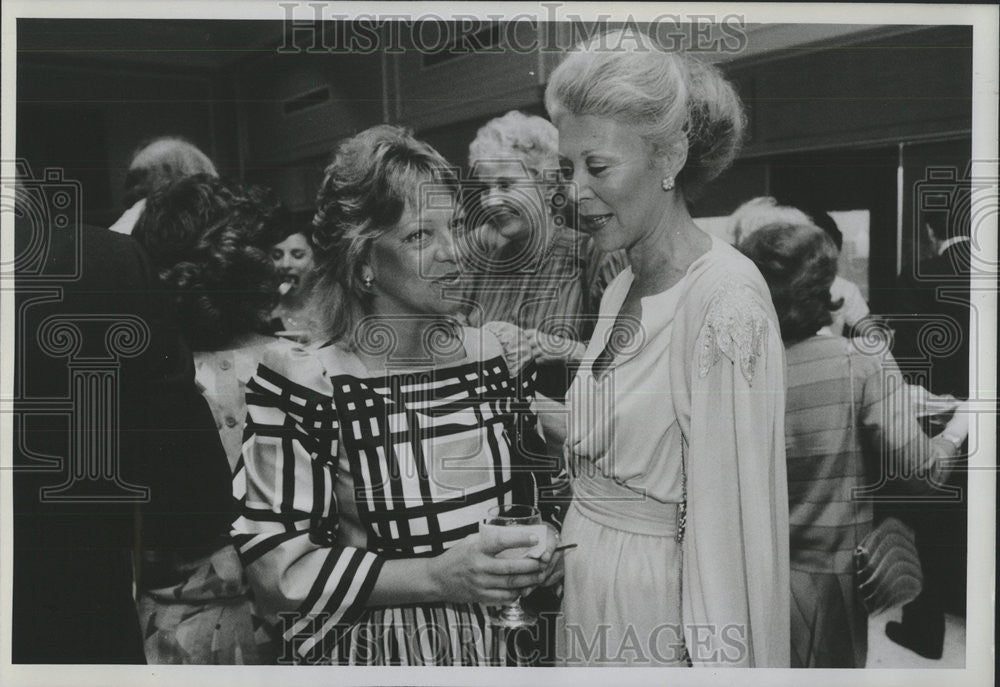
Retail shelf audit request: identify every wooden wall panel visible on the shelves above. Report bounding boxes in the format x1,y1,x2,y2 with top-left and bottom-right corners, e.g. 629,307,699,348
236,51,383,167
390,22,544,130
727,27,973,157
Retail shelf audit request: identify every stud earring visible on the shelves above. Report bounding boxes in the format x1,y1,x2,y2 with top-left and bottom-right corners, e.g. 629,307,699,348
661,176,675,192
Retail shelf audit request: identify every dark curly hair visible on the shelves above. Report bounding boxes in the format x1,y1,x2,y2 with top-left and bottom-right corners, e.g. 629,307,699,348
309,124,459,345
738,222,844,344
133,174,289,350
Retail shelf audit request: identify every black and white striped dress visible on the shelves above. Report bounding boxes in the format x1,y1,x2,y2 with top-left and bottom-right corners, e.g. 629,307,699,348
231,326,557,665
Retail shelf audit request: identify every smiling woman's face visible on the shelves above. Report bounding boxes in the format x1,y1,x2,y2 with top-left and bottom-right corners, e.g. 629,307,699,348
473,158,548,244
556,113,670,253
367,192,464,318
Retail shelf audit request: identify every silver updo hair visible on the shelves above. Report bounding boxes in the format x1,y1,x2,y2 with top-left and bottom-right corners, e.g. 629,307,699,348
544,29,746,200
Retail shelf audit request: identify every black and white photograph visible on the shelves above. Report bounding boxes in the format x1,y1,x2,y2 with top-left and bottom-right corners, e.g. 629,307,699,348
1,2,996,686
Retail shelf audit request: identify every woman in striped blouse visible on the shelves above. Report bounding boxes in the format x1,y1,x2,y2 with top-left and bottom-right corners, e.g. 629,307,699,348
231,125,564,665
462,110,627,400
739,222,971,667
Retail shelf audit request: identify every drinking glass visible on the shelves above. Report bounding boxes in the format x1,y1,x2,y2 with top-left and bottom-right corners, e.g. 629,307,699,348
480,504,546,628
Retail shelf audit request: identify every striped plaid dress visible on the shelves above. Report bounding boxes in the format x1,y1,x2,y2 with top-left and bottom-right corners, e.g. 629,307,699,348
231,327,556,665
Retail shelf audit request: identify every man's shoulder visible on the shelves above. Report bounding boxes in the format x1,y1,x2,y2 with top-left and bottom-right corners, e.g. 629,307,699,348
918,241,971,278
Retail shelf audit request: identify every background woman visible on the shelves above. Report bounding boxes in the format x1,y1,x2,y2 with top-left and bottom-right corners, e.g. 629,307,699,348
728,197,870,337
132,174,288,663
268,227,319,342
463,110,627,399
739,222,970,667
231,125,563,666
545,30,790,667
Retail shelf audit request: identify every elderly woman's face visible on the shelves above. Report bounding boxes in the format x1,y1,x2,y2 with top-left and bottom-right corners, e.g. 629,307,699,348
473,158,549,245
556,113,669,253
367,193,463,318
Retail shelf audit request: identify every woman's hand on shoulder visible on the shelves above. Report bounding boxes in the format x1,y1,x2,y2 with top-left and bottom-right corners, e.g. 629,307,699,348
482,321,530,374
524,329,585,365
425,527,547,605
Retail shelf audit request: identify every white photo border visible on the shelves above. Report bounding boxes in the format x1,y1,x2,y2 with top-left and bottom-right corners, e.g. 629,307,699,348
1,2,996,686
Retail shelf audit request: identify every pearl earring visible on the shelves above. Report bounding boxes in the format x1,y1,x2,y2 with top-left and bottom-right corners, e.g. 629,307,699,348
362,272,374,288
661,176,675,192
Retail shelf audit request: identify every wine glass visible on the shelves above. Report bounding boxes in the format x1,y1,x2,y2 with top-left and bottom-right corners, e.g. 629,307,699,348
480,504,546,628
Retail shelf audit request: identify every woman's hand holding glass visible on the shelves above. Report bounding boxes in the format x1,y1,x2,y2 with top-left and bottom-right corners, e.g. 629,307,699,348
521,522,565,596
424,526,548,605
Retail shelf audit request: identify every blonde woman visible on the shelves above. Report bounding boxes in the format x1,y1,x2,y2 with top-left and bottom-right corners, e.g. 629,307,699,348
232,126,564,665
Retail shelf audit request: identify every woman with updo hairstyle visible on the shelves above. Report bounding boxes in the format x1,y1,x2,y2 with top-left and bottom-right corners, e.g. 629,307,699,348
132,173,289,664
739,223,970,667
544,30,790,666
463,110,627,401
232,125,566,666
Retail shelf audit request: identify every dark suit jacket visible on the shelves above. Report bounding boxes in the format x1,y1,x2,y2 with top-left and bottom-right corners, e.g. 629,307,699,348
12,222,235,663
886,238,971,618
892,238,972,399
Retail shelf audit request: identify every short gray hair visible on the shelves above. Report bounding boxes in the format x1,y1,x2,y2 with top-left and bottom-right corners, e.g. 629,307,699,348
729,197,812,246
124,135,217,206
468,110,560,180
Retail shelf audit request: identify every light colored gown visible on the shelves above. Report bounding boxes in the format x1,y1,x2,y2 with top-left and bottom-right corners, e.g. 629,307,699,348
558,236,790,668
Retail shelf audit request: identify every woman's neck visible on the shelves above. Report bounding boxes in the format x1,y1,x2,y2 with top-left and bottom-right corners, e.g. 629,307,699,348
353,314,465,372
279,289,308,311
626,196,711,297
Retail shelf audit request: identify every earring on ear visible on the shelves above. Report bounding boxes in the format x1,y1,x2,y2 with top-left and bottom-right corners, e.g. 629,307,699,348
361,269,374,288
661,176,676,192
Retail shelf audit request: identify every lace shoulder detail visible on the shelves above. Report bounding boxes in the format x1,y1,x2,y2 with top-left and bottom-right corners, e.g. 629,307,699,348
696,279,769,385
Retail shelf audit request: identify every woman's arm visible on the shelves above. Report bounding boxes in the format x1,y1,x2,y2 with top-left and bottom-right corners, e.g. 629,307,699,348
233,361,383,662
680,277,790,668
370,531,549,607
233,354,549,661
481,321,568,583
534,391,568,449
859,353,970,493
